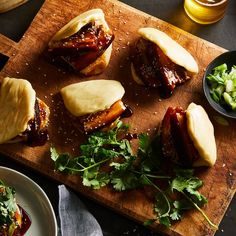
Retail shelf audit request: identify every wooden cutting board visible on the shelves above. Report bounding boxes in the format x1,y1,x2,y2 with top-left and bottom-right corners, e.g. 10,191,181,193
0,0,235,235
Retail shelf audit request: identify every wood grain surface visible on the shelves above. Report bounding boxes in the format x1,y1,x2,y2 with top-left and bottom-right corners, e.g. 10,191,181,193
0,0,235,235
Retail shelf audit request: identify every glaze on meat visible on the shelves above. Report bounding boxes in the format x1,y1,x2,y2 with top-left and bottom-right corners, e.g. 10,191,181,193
49,21,114,71
160,107,199,166
132,38,190,97
22,99,49,146
73,100,132,134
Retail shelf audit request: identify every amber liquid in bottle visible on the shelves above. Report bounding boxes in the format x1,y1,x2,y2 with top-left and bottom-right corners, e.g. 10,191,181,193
184,0,228,24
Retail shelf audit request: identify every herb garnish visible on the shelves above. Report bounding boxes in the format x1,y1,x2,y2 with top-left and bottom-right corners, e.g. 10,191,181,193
51,121,217,229
0,180,17,226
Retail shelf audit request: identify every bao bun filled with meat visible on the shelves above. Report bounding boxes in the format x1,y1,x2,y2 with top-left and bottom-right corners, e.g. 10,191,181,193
0,77,50,146
131,27,199,97
48,9,114,76
160,103,216,167
60,80,131,133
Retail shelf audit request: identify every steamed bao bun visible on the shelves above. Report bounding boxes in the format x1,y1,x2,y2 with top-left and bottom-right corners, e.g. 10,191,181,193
186,103,217,167
138,28,199,74
48,9,113,76
131,27,199,97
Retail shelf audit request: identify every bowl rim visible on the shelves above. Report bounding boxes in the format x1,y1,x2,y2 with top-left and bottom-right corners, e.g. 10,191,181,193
203,50,236,119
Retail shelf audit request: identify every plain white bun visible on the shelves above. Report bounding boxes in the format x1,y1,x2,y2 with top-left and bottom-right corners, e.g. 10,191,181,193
0,77,36,144
186,103,217,167
61,80,125,117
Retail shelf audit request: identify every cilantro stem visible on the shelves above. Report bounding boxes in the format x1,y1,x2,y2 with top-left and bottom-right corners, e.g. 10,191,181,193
63,157,111,173
143,175,171,217
131,170,171,179
182,192,218,229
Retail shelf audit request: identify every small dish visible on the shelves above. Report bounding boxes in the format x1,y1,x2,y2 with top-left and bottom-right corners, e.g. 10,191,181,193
203,50,236,119
0,166,58,236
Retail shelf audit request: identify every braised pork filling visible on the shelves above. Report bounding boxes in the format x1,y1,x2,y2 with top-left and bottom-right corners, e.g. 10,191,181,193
132,38,190,97
22,99,49,146
49,21,114,71
73,100,132,134
160,107,199,166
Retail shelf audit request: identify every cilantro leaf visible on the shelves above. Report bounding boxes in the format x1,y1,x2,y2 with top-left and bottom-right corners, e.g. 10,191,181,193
170,210,181,221
171,175,207,206
159,216,171,227
111,172,140,191
51,122,216,229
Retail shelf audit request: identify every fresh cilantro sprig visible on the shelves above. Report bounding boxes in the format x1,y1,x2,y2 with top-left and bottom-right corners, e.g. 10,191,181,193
51,121,217,229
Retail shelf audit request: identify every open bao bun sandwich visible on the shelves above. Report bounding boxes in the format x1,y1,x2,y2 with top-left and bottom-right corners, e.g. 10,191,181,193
131,27,199,97
48,9,114,76
161,103,217,167
61,80,131,134
0,77,50,146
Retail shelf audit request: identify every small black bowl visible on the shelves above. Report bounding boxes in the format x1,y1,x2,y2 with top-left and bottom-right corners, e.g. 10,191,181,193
203,50,236,119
